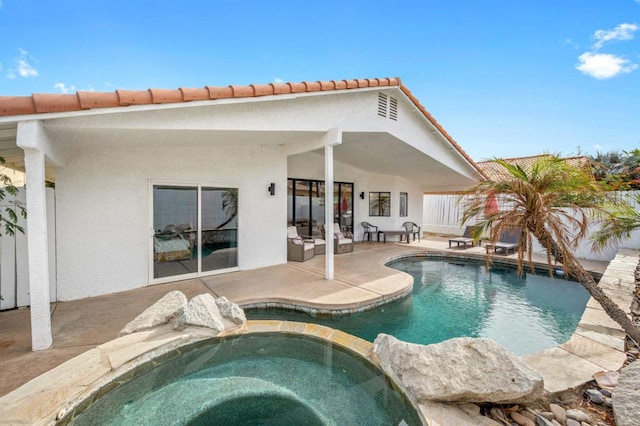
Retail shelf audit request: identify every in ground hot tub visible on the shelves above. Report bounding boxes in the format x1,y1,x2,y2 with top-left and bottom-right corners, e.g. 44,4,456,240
69,332,422,425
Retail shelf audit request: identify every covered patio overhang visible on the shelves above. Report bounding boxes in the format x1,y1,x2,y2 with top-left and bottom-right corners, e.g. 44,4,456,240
0,126,480,192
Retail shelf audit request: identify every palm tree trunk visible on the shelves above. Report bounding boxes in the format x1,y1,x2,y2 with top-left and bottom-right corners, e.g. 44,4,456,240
533,227,640,345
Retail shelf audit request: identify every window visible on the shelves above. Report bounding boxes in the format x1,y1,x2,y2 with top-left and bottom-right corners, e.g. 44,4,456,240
369,192,391,216
288,179,354,236
399,192,408,217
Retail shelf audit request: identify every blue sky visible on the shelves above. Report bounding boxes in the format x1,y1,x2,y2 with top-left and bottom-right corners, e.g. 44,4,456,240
1,0,639,161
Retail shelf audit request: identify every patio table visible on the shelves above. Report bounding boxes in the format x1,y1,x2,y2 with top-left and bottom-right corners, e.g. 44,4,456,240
377,230,412,243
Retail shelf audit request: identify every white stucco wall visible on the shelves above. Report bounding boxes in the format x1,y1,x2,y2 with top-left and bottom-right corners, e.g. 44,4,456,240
288,152,424,242
55,144,286,300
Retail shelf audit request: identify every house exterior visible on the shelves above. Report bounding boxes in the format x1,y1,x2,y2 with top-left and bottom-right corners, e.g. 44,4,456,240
0,77,484,349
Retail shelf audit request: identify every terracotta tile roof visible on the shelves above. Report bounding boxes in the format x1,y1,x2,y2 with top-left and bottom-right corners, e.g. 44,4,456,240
477,154,592,181
0,76,484,177
0,78,400,117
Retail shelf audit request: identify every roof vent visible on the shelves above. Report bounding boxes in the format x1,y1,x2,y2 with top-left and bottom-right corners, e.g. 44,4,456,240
389,96,398,121
377,92,398,121
377,92,388,117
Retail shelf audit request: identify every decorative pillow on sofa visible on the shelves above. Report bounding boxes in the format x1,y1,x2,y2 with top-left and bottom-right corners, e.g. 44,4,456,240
289,236,304,245
334,232,344,239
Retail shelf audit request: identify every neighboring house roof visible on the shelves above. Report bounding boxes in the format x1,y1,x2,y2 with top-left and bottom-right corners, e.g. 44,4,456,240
476,154,593,181
0,77,485,179
424,155,592,194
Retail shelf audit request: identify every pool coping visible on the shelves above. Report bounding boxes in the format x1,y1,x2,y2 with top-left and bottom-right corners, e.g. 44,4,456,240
521,248,636,394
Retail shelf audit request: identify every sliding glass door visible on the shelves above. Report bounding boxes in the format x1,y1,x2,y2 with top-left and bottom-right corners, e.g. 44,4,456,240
287,178,353,237
152,184,238,281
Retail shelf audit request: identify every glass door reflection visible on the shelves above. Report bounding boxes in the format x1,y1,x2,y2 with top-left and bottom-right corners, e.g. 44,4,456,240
153,185,198,279
152,185,238,281
201,187,238,273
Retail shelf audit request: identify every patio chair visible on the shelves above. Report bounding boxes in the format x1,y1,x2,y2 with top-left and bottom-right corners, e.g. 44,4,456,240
448,225,481,249
321,223,354,254
287,226,315,262
361,221,378,241
486,227,520,255
401,221,421,242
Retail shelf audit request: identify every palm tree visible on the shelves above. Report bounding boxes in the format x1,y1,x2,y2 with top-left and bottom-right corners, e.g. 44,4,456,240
215,188,238,229
591,193,640,250
461,155,640,344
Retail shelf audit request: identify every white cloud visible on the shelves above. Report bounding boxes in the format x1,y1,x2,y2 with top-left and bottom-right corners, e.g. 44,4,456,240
6,48,38,78
273,77,285,84
576,52,638,79
17,59,37,77
593,23,639,49
54,82,76,94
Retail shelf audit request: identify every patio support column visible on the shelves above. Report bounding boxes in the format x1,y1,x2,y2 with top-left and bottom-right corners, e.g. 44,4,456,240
324,128,342,281
16,121,53,351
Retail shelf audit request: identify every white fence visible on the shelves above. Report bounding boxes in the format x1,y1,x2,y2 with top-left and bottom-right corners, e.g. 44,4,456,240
0,187,56,310
423,191,640,261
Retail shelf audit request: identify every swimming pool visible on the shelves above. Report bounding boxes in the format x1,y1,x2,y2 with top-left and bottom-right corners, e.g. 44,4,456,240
71,333,422,425
247,257,591,355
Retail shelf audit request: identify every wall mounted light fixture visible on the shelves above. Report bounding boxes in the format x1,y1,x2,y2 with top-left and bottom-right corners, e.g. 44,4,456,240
359,192,365,199
268,183,276,196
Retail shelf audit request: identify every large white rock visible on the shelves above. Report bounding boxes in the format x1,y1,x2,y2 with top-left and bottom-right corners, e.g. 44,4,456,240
373,334,544,404
174,293,246,333
215,296,246,327
613,360,640,426
119,291,188,336
175,293,226,332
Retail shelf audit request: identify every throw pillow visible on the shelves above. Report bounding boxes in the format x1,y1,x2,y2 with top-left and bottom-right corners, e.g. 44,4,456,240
290,237,304,245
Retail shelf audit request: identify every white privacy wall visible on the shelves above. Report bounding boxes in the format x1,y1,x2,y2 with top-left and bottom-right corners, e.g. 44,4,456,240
423,192,640,261
288,152,424,241
54,144,287,300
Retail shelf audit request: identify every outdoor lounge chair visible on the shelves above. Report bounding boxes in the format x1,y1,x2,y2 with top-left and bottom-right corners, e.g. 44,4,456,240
321,223,354,254
401,221,421,242
448,225,481,249
361,221,378,241
486,227,520,255
287,226,315,262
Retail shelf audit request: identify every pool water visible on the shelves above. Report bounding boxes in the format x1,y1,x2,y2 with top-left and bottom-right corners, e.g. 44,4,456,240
72,333,422,425
248,258,591,355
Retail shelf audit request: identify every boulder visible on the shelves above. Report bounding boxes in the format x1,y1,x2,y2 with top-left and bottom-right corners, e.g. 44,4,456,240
174,293,226,332
373,334,544,404
119,291,188,336
174,293,246,333
215,296,246,327
612,361,640,426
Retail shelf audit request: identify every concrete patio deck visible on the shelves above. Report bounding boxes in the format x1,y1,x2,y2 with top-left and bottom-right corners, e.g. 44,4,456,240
0,235,635,414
